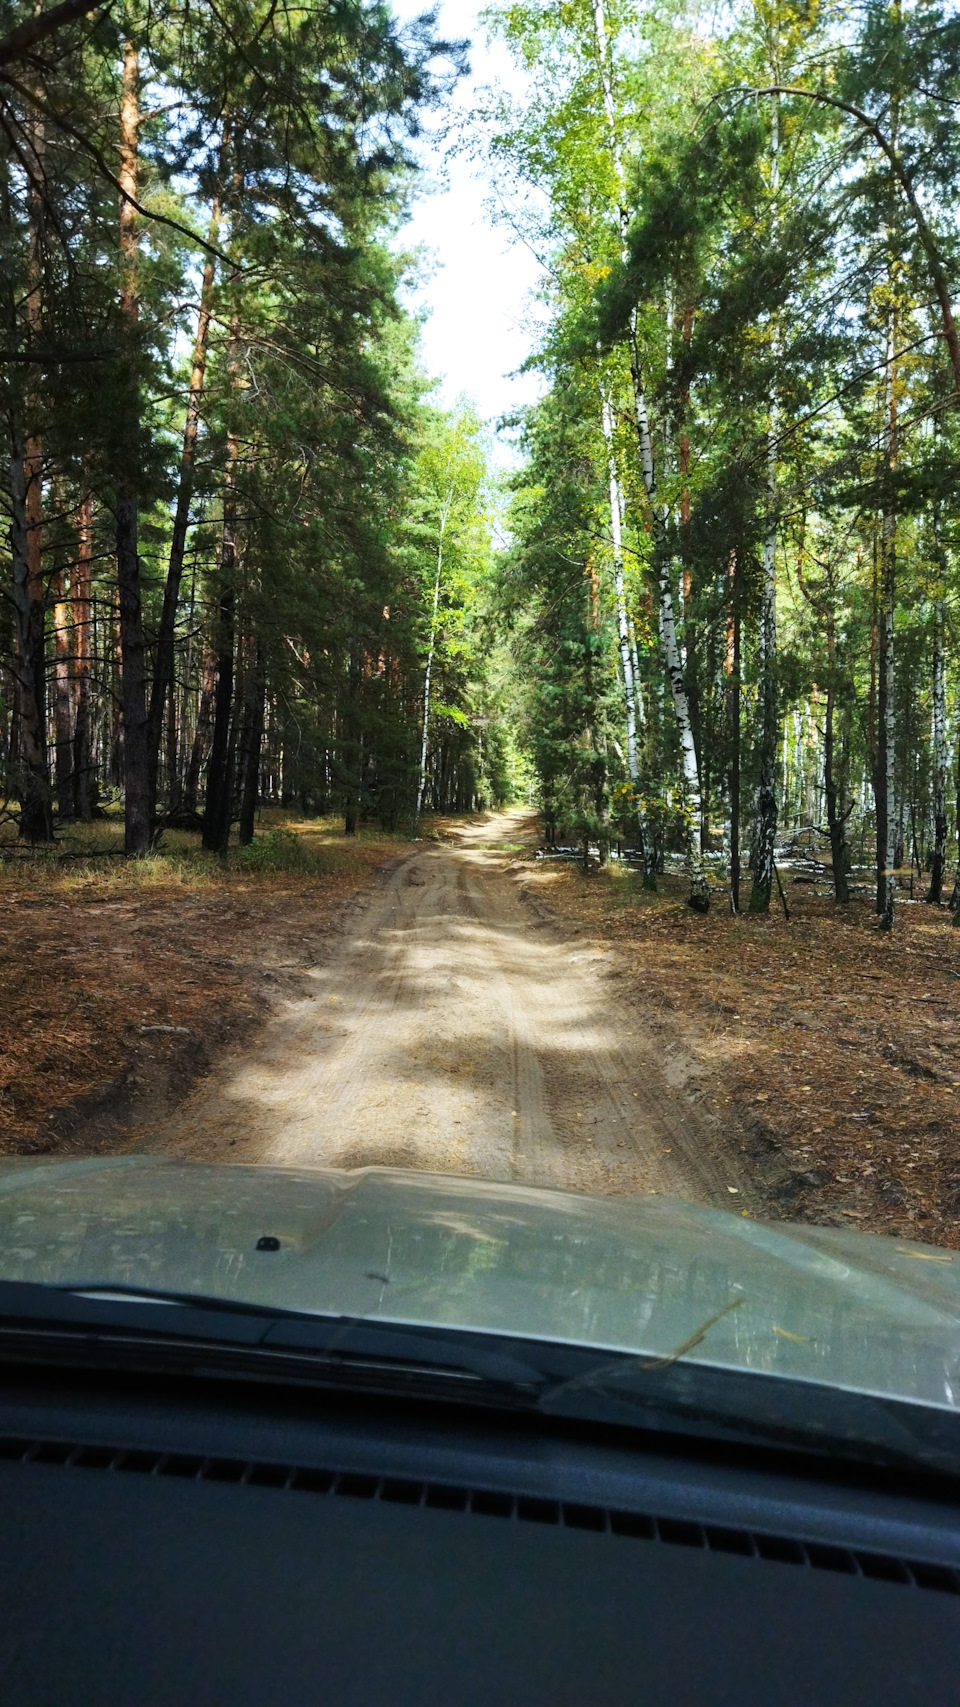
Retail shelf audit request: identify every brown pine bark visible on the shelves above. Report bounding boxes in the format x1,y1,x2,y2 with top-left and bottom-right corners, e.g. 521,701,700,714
876,338,897,931
52,559,72,815
13,62,52,840
725,552,740,913
927,584,947,905
115,37,150,855
72,493,94,819
8,454,51,839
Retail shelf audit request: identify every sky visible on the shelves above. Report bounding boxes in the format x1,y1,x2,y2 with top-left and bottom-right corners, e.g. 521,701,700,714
390,0,547,462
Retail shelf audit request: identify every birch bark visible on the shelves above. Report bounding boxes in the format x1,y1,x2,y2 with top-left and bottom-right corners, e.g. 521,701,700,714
591,0,708,906
416,498,448,820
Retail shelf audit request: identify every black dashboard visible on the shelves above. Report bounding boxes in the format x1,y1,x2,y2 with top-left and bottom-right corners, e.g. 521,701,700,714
0,1364,957,1704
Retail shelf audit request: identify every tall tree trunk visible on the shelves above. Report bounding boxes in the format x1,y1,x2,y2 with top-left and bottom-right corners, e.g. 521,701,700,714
726,551,740,913
592,0,707,909
116,38,149,854
16,63,51,839
237,636,265,846
416,502,446,820
824,614,849,905
201,405,239,853
927,593,947,904
600,385,655,889
749,432,779,913
72,493,94,819
749,96,781,915
52,560,72,815
7,452,51,839
601,389,638,783
875,336,897,931
146,146,227,817
183,648,216,817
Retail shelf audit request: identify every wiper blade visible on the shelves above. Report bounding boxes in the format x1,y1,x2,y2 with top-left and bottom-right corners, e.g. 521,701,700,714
0,1280,546,1395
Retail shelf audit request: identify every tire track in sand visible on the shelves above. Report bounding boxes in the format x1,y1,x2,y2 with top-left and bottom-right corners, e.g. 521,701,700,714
154,813,748,1205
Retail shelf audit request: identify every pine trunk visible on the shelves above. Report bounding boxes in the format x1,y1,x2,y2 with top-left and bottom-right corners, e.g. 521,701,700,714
201,421,238,853
726,552,740,912
749,444,779,914
116,38,149,855
876,343,897,931
52,562,72,816
72,494,94,819
7,453,51,840
824,619,850,905
927,595,947,904
183,649,217,816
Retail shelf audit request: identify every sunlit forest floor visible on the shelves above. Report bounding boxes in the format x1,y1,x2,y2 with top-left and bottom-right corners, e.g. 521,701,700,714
516,851,960,1247
0,811,410,1159
2,809,958,1249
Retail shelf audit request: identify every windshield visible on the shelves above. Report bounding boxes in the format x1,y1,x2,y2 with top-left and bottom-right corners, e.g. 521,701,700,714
1,0,959,1485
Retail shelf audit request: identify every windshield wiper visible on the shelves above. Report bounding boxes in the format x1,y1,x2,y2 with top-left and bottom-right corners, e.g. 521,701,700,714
0,1279,548,1397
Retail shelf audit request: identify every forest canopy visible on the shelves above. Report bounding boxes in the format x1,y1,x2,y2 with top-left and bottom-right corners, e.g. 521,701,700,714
482,0,960,927
2,0,960,938
0,0,518,855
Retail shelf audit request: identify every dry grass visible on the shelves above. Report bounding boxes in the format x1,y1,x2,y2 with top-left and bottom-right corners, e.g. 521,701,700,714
516,857,960,1246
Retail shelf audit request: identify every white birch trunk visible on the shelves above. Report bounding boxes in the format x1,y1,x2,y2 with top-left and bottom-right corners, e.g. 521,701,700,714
592,0,708,904
416,506,448,820
600,389,638,782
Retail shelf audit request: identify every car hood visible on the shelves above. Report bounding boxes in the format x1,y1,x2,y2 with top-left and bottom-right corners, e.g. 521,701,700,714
0,1156,958,1414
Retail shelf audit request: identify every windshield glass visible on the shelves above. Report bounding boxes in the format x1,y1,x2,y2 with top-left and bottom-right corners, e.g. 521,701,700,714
0,1159,959,1476
1,0,959,1485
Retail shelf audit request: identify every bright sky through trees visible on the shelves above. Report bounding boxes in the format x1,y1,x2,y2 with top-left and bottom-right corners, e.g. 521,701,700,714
391,0,546,459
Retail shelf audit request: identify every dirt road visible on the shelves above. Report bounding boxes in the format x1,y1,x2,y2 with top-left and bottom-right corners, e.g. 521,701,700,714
157,813,746,1203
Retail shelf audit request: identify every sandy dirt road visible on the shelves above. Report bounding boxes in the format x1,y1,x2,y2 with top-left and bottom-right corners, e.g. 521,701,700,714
157,813,746,1203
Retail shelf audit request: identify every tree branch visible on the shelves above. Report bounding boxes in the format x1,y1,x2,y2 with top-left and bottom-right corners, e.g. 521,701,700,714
746,84,960,398
0,0,103,69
